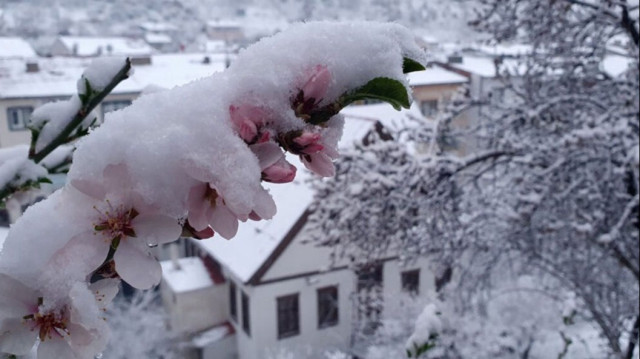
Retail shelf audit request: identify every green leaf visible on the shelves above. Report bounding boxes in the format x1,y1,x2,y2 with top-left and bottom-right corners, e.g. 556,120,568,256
340,77,410,110
403,57,426,73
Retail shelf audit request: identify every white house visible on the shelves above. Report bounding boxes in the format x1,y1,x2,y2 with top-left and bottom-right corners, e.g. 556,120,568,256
159,103,437,359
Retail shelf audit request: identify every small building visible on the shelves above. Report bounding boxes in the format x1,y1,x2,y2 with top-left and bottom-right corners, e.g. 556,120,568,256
205,20,245,44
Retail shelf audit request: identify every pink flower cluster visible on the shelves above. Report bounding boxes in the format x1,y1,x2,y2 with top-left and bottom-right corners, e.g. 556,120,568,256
230,65,339,183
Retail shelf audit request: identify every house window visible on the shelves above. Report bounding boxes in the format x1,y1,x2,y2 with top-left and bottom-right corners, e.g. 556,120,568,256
102,100,132,118
357,263,383,291
317,286,339,328
241,291,250,336
420,99,439,117
401,269,420,295
229,281,237,322
277,294,299,339
7,107,33,131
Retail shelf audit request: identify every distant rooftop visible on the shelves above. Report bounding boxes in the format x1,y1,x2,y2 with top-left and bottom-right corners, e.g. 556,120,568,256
0,53,227,99
0,37,37,59
408,66,468,86
55,36,154,57
160,257,216,293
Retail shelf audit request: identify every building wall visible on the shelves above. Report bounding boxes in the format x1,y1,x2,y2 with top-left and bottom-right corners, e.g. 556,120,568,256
411,82,462,108
0,93,138,148
228,269,355,359
161,281,229,334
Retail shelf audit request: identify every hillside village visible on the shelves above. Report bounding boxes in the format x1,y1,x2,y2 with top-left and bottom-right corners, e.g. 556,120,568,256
0,8,635,358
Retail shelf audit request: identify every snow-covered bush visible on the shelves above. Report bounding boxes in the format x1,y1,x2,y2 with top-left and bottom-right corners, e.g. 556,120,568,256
0,21,425,358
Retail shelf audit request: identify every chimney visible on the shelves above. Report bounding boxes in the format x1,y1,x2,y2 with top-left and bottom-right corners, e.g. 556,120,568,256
169,243,181,270
26,62,39,73
130,55,152,66
447,55,463,64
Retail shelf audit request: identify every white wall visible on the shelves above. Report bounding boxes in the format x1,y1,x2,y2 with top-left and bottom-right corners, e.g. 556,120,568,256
161,281,229,334
228,269,355,359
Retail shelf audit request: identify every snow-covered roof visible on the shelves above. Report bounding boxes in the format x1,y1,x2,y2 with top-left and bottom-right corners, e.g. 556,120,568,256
195,103,421,283
145,33,172,45
206,20,243,29
0,53,227,99
160,257,215,293
138,22,178,33
0,37,37,59
472,43,533,57
408,66,468,86
447,56,499,78
192,322,234,348
57,36,154,57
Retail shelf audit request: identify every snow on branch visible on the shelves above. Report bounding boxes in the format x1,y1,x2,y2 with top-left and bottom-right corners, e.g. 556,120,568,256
0,21,425,358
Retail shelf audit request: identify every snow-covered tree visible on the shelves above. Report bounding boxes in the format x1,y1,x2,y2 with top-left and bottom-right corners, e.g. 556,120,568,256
309,1,639,357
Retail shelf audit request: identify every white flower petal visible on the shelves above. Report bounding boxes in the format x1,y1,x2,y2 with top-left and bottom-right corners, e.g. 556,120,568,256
113,240,161,290
252,188,277,220
45,233,111,280
0,318,37,355
0,274,37,317
250,142,284,170
37,334,75,359
131,214,181,246
88,279,120,310
210,205,239,239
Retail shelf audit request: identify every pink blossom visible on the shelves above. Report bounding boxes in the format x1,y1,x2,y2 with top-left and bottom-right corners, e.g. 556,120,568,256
291,131,324,155
262,157,297,183
301,152,336,177
249,141,297,183
229,105,269,144
68,164,181,289
301,65,332,105
187,184,239,240
292,65,333,120
0,274,109,359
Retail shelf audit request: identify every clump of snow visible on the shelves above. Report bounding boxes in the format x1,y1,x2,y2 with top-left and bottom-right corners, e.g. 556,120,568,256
31,96,84,152
406,303,442,350
77,57,130,94
0,146,48,190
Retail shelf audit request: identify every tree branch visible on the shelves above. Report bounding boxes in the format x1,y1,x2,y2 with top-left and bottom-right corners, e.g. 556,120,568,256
29,58,132,163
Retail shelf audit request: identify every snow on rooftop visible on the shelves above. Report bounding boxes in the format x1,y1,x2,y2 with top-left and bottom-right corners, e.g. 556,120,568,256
57,36,154,57
196,103,418,283
206,19,243,29
192,322,234,348
160,257,214,293
0,37,37,59
408,66,468,86
139,22,178,32
448,56,498,78
145,33,172,45
0,53,227,99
